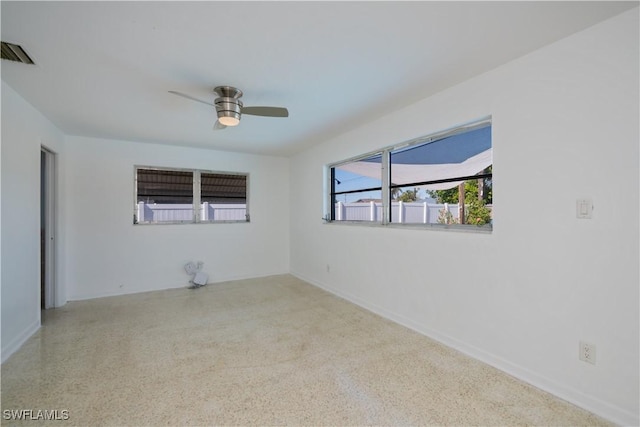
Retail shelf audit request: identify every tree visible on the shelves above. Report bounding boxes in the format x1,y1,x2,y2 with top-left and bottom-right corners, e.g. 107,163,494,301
431,186,458,204
466,198,492,225
427,166,492,205
390,187,402,201
437,208,458,225
398,188,419,202
427,166,492,225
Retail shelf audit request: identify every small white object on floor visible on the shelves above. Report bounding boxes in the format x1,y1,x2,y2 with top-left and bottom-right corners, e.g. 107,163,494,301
184,261,208,288
193,271,208,286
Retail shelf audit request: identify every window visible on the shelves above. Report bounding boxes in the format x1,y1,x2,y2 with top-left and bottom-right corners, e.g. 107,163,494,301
135,167,249,224
328,119,492,230
331,153,383,222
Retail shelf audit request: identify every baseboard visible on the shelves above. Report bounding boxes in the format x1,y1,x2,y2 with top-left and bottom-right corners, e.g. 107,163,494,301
69,282,188,301
69,270,290,301
1,318,40,364
291,271,639,427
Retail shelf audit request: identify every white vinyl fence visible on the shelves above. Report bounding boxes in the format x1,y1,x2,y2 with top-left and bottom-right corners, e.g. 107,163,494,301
136,202,246,222
137,201,482,225
334,201,461,224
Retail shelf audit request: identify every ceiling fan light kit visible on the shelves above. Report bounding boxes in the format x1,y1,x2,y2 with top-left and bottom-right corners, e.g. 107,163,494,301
217,114,240,127
214,86,242,127
169,85,288,129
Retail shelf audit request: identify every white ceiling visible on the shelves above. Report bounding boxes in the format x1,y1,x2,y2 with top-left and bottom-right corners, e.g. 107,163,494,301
1,1,635,156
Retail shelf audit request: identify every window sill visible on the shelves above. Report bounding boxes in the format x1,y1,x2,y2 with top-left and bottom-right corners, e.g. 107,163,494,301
134,220,250,226
322,220,492,234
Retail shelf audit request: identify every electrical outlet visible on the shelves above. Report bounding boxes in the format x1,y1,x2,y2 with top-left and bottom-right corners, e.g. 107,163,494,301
579,341,596,365
576,198,593,219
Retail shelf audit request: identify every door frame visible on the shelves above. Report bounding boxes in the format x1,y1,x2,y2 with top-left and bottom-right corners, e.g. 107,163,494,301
41,146,56,309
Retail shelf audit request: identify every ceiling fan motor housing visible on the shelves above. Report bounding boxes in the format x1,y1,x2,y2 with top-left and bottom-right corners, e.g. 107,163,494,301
214,86,243,124
215,97,243,121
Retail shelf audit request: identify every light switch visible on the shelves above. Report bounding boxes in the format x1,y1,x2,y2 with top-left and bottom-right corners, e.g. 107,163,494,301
576,199,593,219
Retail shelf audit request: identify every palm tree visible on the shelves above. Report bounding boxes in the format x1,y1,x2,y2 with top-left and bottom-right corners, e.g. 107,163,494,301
390,187,402,201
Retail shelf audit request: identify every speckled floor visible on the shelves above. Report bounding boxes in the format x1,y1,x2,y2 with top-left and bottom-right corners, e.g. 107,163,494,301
2,275,611,426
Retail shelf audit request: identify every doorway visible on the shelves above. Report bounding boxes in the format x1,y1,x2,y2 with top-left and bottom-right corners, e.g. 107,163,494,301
41,147,56,309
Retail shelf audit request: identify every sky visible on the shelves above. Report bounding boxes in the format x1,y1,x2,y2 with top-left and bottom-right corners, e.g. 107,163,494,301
332,124,491,203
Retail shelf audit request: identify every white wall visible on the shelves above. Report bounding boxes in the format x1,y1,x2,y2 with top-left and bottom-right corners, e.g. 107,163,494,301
1,8,637,424
64,136,290,300
290,9,639,425
1,81,66,362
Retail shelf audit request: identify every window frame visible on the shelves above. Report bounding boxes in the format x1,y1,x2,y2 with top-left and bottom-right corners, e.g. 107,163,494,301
329,151,386,222
326,117,492,232
134,166,250,225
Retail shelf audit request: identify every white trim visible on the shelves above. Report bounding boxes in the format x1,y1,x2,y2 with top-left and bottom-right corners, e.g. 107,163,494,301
68,270,289,301
1,319,40,364
42,147,56,309
291,271,639,427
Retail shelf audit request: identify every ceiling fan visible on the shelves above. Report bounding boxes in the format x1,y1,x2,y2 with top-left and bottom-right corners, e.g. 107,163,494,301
169,86,288,129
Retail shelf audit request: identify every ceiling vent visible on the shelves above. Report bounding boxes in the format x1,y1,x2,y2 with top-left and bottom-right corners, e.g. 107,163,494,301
1,42,34,65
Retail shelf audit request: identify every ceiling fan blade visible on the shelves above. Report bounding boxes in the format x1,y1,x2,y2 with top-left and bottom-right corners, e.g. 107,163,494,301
241,106,289,118
213,120,227,130
168,91,215,107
